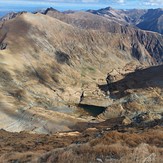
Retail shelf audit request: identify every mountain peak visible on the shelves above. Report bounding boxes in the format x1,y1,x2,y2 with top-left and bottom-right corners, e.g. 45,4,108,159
102,6,114,11
44,7,59,14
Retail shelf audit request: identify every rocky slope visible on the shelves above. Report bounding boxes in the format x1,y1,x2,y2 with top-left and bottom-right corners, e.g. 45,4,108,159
44,8,163,64
0,8,163,163
136,8,163,34
97,65,163,124
0,12,135,134
88,7,163,34
88,7,146,25
0,10,163,135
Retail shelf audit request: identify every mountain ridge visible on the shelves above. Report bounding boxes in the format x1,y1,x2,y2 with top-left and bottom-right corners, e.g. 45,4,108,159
43,7,163,64
88,7,163,34
0,11,162,134
0,7,163,162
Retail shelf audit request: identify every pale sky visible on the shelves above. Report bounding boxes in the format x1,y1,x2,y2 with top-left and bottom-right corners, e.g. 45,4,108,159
0,0,163,17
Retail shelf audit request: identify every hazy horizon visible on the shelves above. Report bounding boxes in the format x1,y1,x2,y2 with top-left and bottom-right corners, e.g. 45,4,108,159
0,0,163,17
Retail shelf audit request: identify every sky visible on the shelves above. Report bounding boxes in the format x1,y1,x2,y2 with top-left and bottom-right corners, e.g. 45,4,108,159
0,0,163,17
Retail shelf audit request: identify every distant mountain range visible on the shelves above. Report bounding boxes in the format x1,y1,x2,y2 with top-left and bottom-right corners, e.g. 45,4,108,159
1,7,162,35
1,7,162,63
88,7,163,34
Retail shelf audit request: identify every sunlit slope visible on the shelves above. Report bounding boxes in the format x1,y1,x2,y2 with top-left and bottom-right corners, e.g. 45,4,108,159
0,12,162,133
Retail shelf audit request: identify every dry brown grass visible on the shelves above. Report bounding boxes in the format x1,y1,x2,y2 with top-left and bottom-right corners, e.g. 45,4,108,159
0,127,162,162
35,128,163,163
37,142,162,163
90,129,163,148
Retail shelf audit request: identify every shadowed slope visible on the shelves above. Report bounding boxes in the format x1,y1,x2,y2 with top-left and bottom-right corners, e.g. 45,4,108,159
137,8,163,34
99,64,163,98
97,65,163,122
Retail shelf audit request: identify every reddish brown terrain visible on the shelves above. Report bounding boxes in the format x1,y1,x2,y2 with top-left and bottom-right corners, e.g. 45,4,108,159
0,119,163,162
0,7,163,162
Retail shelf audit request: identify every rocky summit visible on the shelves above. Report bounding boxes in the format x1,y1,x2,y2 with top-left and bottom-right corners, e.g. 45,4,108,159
0,6,163,163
